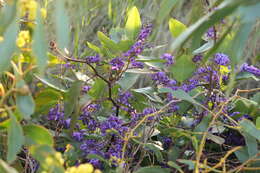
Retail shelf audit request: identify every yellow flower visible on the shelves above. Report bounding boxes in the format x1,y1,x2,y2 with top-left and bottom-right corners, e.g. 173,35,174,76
0,36,3,42
16,30,30,48
65,166,77,173
45,157,54,165
55,152,64,165
219,65,230,74
94,169,102,173
16,37,26,48
41,8,47,19
77,163,94,173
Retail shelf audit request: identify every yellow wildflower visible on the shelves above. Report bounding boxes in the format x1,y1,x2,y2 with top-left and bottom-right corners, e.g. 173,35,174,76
16,30,30,48
65,166,77,173
94,169,102,173
0,36,3,42
41,8,47,19
55,152,64,165
219,65,230,74
77,163,94,173
45,156,54,165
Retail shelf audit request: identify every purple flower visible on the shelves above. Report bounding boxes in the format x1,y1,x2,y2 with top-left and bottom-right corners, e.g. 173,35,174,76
192,54,203,63
131,60,144,68
82,85,91,92
240,63,260,76
160,53,174,65
86,54,100,63
72,131,84,142
110,57,125,71
150,72,170,85
214,53,230,66
206,27,215,38
138,24,152,41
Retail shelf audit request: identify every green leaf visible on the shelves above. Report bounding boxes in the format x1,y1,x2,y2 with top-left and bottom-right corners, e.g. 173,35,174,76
233,97,259,116
134,166,171,173
243,132,258,157
240,119,260,140
236,71,259,81
177,159,195,170
15,80,35,119
7,113,24,163
23,124,54,146
34,74,68,93
256,117,260,129
88,79,107,99
55,0,70,49
86,42,101,54
32,9,48,74
156,0,179,24
170,55,196,82
16,95,35,119
167,161,184,173
125,6,141,40
0,159,18,173
0,21,18,74
192,40,214,55
169,0,246,53
118,72,139,91
132,87,163,103
235,147,249,163
97,31,119,53
64,81,82,118
169,18,187,38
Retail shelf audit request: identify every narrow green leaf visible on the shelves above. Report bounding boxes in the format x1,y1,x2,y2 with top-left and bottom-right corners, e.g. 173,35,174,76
256,117,260,129
86,42,101,54
88,79,107,99
64,80,82,118
125,6,141,40
0,21,18,74
157,0,179,23
97,31,119,53
7,113,24,163
23,124,54,146
167,161,184,173
0,159,18,173
32,9,48,74
169,18,187,38
55,0,70,50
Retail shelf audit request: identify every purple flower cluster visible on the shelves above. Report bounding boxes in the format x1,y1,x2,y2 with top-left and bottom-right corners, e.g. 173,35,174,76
47,104,70,128
240,63,260,76
192,54,203,63
86,54,100,64
150,72,177,89
110,57,125,71
160,53,174,66
214,53,230,66
206,27,215,39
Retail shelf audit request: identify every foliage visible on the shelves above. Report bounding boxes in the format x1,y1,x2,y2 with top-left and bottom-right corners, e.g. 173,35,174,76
0,0,260,173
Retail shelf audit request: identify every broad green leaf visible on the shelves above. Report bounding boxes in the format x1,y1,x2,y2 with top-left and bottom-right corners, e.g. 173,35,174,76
0,159,18,173
0,0,17,34
64,80,82,118
132,87,163,103
125,6,141,40
167,161,184,173
169,18,187,38
134,166,171,173
233,97,259,116
240,119,260,140
235,147,249,163
86,42,101,54
55,0,70,50
88,79,107,99
34,74,68,93
0,21,18,74
170,55,196,82
23,124,53,146
35,88,62,114
7,113,24,163
177,160,195,170
97,31,119,53
118,73,139,91
243,132,258,157
156,0,179,24
32,9,48,74
16,80,35,119
117,40,134,52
